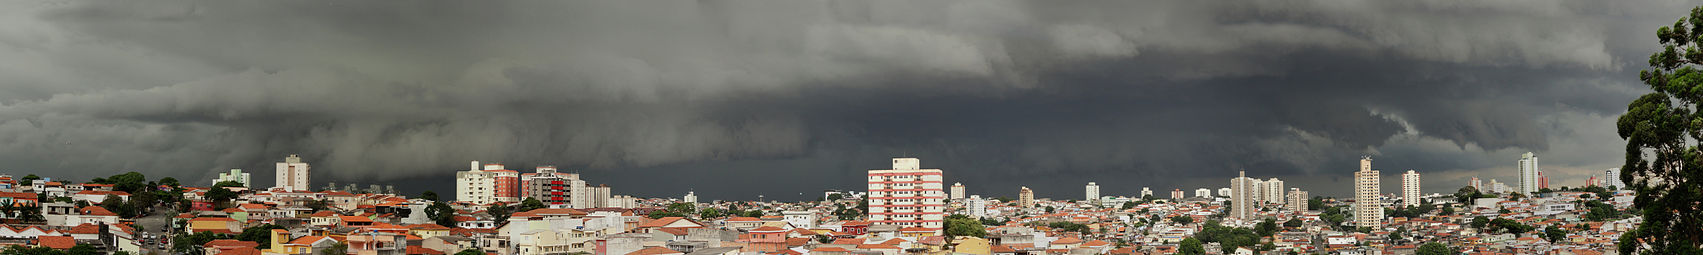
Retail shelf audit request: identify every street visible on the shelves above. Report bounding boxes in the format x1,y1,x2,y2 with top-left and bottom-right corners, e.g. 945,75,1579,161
135,204,175,254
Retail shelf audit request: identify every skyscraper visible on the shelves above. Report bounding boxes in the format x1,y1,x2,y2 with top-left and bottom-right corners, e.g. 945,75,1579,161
274,154,310,192
1286,188,1308,213
1518,152,1539,194
1265,178,1285,205
1251,179,1267,204
951,182,966,200
1355,156,1383,228
1231,171,1257,219
1402,170,1421,207
456,161,520,204
867,158,946,233
1604,168,1624,188
1018,186,1035,208
1085,182,1100,201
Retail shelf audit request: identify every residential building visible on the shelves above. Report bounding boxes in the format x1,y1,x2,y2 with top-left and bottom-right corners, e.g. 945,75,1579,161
1605,168,1624,188
1286,188,1308,212
1018,186,1034,208
520,166,573,207
456,161,520,204
683,191,697,204
1519,152,1539,194
274,154,310,192
1231,171,1256,219
1218,188,1231,197
1140,187,1153,198
1084,182,1100,202
1265,178,1284,205
1195,188,1211,198
1170,189,1184,200
1538,171,1550,190
214,169,250,187
1470,176,1482,191
1250,179,1266,203
1402,170,1421,207
951,183,966,200
866,158,946,233
1355,156,1382,228
966,195,988,218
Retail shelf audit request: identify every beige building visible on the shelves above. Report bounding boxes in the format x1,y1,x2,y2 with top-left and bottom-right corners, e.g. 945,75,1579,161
1286,188,1308,213
1354,156,1383,228
1402,170,1421,207
1018,186,1034,208
951,183,966,200
1230,171,1257,219
274,155,310,192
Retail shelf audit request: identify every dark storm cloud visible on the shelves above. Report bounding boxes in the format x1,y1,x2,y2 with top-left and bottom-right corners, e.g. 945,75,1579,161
0,0,1684,199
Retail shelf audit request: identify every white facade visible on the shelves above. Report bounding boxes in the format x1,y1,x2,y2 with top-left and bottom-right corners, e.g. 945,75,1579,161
1250,179,1266,203
1230,171,1257,219
1195,188,1211,198
966,195,988,218
1402,170,1421,207
1470,177,1482,191
1265,178,1284,205
274,154,310,192
683,191,697,204
1354,156,1382,228
867,158,946,233
951,183,966,200
1518,152,1539,194
782,211,819,228
456,161,496,204
1084,182,1100,201
214,169,251,187
1140,187,1153,198
1604,168,1625,188
1217,188,1231,197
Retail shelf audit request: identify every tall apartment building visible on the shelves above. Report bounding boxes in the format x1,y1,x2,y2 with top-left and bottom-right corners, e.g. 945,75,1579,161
455,161,520,204
951,183,966,200
1195,188,1212,198
1251,179,1266,203
1537,171,1550,190
1085,182,1100,201
966,195,988,218
1230,171,1257,219
1518,152,1539,194
1470,176,1482,191
588,185,612,207
1265,178,1284,205
1401,170,1421,207
867,158,946,233
274,155,310,192
215,169,251,187
1286,188,1308,213
684,191,698,204
1217,188,1231,197
1018,186,1035,208
1354,156,1383,228
1170,189,1184,200
520,166,575,208
1605,168,1624,188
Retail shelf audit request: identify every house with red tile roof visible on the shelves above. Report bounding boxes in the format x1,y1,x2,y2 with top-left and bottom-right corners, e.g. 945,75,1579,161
37,235,75,249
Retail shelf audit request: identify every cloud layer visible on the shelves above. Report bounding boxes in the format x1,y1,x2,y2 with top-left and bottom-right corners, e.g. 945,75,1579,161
0,0,1684,199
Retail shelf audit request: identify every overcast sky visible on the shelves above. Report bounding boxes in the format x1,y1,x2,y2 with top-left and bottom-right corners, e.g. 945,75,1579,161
0,0,1691,201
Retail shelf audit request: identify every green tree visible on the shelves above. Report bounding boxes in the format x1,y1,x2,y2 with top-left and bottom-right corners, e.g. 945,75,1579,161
1307,197,1323,211
519,197,547,212
1416,242,1451,255
1178,237,1205,255
1044,206,1055,213
1470,216,1490,229
205,187,239,209
158,177,180,187
1283,219,1302,228
99,194,135,218
236,224,286,249
18,174,39,186
943,214,987,238
100,172,149,193
1618,7,1703,253
420,191,439,202
488,203,513,223
66,244,98,255
1171,215,1193,224
319,242,349,255
426,202,457,227
1544,225,1568,243
454,249,484,255
1120,201,1136,210
1255,218,1278,237
697,208,725,219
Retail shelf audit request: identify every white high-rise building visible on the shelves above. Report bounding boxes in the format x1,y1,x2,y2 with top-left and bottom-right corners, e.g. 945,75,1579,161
1231,171,1257,219
1140,187,1153,198
1217,188,1232,197
967,195,988,218
1604,168,1625,188
1085,182,1100,201
1265,178,1284,205
1195,188,1212,198
1355,156,1383,228
951,183,966,200
1518,152,1539,194
1470,177,1482,191
867,158,945,233
1251,179,1266,204
274,155,310,192
456,161,497,204
684,191,698,204
1402,170,1421,207
214,169,251,188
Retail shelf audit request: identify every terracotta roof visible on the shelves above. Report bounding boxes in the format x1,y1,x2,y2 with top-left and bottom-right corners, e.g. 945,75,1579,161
726,217,762,222
38,236,74,249
340,216,373,222
407,224,452,230
811,247,850,252
638,217,701,228
831,238,864,245
204,239,260,248
79,206,117,216
626,247,683,255
1082,240,1111,247
310,211,339,217
1052,236,1083,244
408,246,445,255
67,224,100,234
215,247,262,255
750,226,787,232
856,244,901,250
786,237,811,246
290,236,334,245
192,217,238,222
657,228,690,236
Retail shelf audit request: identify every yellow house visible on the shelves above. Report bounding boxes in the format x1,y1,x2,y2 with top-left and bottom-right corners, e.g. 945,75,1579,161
187,217,240,234
408,224,452,240
953,237,992,255
899,227,937,238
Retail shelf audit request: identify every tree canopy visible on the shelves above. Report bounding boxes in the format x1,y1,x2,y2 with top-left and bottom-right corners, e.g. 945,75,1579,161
1618,6,1703,253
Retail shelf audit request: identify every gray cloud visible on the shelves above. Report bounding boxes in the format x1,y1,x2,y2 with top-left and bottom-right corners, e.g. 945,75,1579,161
0,0,1684,199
